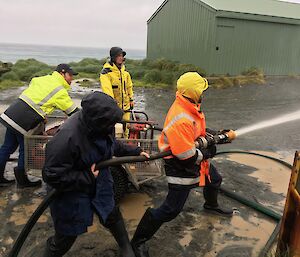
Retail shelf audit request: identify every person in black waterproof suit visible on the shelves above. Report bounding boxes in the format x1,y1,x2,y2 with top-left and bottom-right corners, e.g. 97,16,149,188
42,92,149,257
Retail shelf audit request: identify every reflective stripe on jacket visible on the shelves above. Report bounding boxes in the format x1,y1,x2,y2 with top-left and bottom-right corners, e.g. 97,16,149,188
158,92,210,188
19,71,76,117
100,62,133,111
0,71,76,135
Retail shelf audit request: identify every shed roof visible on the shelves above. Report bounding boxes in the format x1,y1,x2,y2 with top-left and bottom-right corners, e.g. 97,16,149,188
148,0,300,23
198,0,300,20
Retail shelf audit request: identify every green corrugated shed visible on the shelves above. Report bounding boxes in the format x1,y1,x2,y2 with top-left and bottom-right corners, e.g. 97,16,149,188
147,0,300,75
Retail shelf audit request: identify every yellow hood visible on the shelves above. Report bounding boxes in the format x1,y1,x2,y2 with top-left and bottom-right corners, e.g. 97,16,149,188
176,72,208,103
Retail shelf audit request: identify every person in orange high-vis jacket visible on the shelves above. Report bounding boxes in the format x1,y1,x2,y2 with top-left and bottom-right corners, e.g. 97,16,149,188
131,72,233,257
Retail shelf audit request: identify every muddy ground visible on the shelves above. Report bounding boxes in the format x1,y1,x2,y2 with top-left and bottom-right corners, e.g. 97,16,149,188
0,77,300,257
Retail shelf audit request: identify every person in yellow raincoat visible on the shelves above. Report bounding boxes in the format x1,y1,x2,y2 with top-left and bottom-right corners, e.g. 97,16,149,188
100,47,133,138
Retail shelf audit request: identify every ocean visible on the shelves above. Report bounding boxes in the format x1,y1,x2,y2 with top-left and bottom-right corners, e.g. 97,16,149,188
0,43,146,65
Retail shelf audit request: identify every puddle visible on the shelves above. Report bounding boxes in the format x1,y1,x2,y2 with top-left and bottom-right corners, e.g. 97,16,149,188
179,230,193,247
9,199,48,226
4,237,13,245
11,193,20,201
227,152,291,197
0,196,8,207
231,214,275,242
180,192,276,256
203,214,275,256
85,193,153,234
87,215,102,234
120,193,153,227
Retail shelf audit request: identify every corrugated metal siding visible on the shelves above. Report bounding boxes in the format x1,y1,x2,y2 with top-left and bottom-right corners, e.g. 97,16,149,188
147,0,300,75
212,17,300,75
147,0,216,73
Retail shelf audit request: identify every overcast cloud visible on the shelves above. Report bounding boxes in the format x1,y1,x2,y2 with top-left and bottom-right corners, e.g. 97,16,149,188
0,0,164,50
0,0,299,50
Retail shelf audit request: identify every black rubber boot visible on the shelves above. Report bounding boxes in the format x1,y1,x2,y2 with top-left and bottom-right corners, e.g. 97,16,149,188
203,186,233,216
131,208,163,257
14,167,42,188
0,171,15,186
106,211,135,257
43,233,77,257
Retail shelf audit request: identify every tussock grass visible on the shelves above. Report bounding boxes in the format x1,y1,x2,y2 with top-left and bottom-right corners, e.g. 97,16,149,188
0,59,265,90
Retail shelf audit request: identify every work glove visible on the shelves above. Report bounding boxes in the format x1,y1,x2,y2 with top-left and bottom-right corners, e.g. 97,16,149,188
206,128,218,136
195,145,217,164
199,145,217,160
196,133,215,149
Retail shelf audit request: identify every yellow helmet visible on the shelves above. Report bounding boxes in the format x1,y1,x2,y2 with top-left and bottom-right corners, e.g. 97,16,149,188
177,72,208,103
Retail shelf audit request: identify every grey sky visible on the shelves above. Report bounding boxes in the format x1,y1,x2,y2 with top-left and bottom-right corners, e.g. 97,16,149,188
0,0,299,50
0,0,164,50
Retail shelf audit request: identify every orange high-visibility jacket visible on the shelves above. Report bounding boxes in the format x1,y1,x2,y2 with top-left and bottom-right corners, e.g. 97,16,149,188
158,92,209,188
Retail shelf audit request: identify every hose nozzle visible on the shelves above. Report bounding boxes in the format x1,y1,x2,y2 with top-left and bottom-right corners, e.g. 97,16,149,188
213,129,237,144
196,130,237,149
225,130,237,141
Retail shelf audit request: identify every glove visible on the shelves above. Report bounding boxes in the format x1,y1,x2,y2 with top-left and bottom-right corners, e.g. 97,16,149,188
195,145,217,164
196,133,215,149
205,133,216,146
200,145,217,160
206,128,218,136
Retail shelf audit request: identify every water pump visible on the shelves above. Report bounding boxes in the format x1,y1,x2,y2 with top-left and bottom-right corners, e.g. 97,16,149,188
196,130,237,149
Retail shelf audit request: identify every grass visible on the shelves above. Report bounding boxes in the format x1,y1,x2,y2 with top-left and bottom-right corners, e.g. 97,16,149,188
209,67,265,89
0,58,266,91
0,80,24,90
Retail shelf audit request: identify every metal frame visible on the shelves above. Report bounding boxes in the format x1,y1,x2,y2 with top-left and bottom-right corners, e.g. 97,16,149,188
24,135,164,185
277,151,300,256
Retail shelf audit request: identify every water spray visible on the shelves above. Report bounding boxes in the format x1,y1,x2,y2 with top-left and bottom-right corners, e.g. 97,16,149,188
235,109,300,137
198,109,300,147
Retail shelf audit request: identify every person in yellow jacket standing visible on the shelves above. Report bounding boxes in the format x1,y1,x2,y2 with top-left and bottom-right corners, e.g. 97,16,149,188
0,64,78,187
100,47,133,138
131,72,233,257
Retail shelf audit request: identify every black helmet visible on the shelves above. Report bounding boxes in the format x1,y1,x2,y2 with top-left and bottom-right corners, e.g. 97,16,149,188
110,47,126,63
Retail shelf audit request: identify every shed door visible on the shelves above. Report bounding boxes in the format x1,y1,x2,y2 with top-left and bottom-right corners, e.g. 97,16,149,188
215,25,235,75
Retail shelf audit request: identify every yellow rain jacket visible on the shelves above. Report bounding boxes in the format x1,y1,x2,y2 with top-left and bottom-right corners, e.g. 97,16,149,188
0,71,77,135
100,62,133,111
19,71,77,118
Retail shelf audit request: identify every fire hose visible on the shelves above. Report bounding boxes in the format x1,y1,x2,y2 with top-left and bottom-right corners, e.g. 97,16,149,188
8,130,290,256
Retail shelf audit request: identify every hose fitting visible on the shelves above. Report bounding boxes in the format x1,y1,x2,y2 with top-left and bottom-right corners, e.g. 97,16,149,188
196,130,237,148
